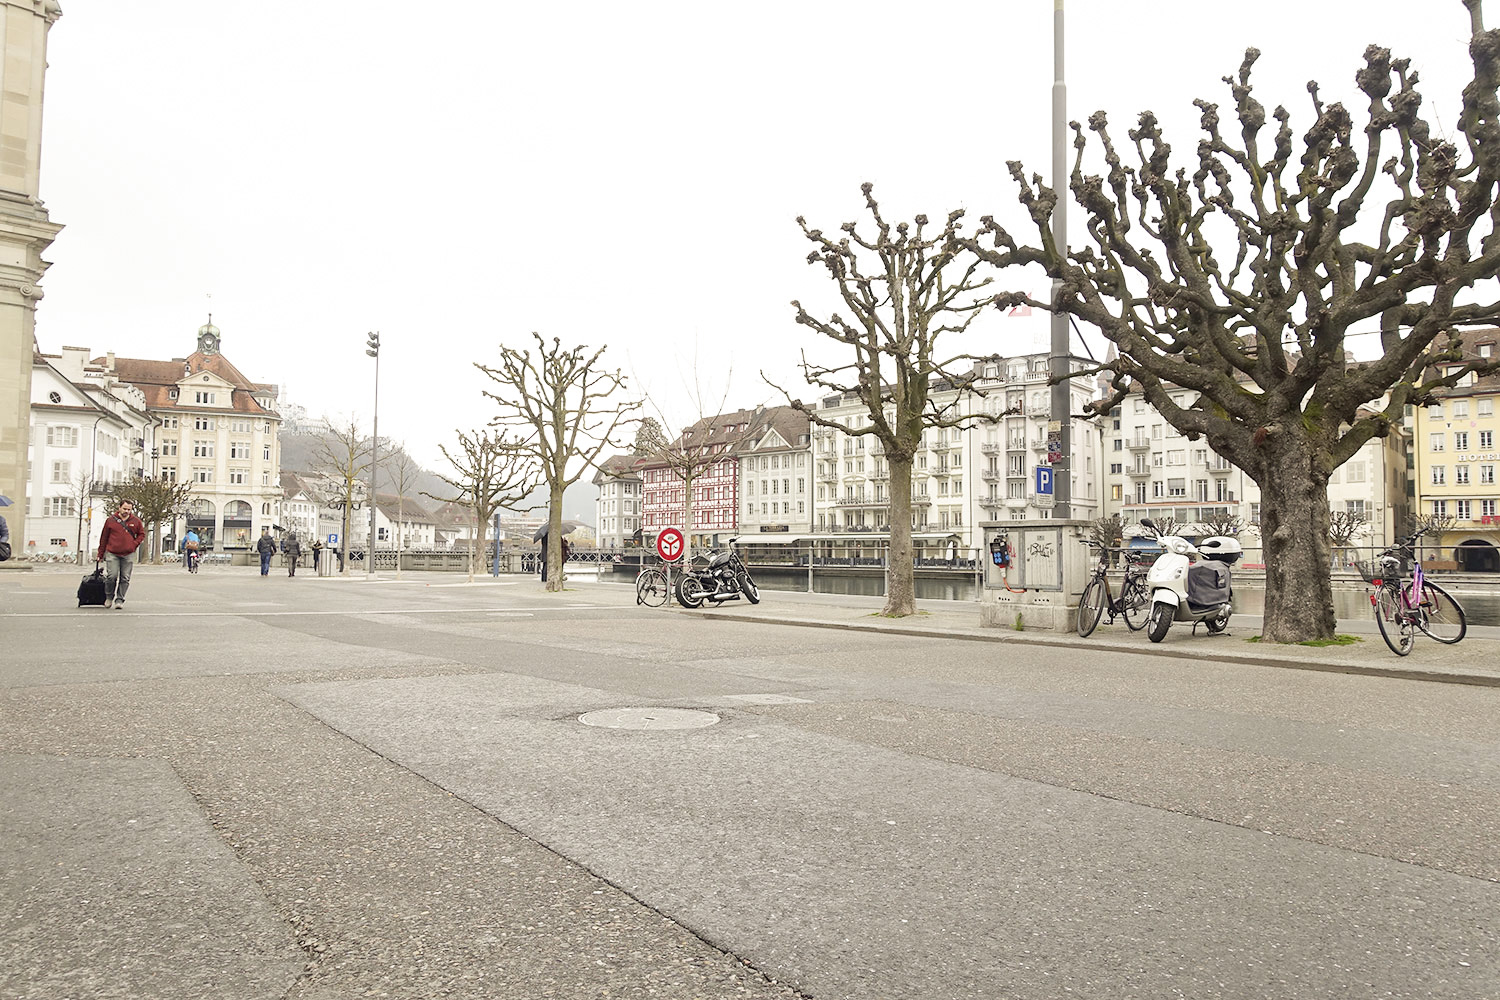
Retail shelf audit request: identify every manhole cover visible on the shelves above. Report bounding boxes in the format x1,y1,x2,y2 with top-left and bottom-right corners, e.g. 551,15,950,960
578,708,721,731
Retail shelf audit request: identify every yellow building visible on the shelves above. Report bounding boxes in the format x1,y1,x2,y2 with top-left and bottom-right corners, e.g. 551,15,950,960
1409,331,1500,572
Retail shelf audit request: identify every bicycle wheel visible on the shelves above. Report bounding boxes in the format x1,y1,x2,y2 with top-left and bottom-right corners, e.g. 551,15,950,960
636,568,668,607
1076,577,1106,637
1120,577,1150,632
1415,581,1466,644
1372,585,1414,656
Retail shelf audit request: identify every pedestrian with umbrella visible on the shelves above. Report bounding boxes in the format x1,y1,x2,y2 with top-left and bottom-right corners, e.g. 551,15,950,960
534,518,581,583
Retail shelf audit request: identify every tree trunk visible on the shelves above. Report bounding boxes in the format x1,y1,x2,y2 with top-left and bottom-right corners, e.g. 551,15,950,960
1254,437,1337,643
884,457,916,616
545,484,565,592
471,512,483,584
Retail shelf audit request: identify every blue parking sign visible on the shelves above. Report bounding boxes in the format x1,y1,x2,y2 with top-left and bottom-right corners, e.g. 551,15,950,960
1035,467,1054,495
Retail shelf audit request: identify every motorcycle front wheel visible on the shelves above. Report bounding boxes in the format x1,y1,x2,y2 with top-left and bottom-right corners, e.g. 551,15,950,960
737,571,760,604
1146,602,1173,643
676,575,706,609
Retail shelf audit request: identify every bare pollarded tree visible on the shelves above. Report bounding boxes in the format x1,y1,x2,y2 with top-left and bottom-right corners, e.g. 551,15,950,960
424,429,539,583
383,444,423,577
313,415,372,577
110,475,193,565
767,184,1012,617
964,2,1500,642
478,334,640,592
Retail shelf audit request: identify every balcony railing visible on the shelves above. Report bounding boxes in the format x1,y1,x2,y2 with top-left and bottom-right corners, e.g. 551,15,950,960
981,470,1001,482
980,442,1002,455
1127,438,1151,450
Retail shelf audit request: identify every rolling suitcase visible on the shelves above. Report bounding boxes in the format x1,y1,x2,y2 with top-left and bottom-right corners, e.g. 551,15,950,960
77,562,108,607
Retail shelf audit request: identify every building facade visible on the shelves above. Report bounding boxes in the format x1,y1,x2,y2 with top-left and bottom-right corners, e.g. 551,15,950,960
811,353,1101,555
593,454,643,549
0,0,63,550
738,407,812,539
1408,331,1500,571
97,321,283,551
24,350,154,559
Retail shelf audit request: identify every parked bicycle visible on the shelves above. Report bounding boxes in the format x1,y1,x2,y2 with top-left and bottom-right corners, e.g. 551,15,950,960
635,558,673,607
1359,529,1467,656
1076,542,1152,637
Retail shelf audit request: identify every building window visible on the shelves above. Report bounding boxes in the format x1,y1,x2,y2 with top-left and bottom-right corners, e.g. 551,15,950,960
1431,466,1446,485
50,460,70,483
229,469,248,485
1482,465,1495,485
1481,430,1494,449
1430,433,1444,452
230,441,250,459
193,441,214,458
1456,465,1470,485
45,497,76,517
194,467,213,483
45,426,79,447
1456,431,1470,451
1432,499,1447,517
1480,399,1494,417
1456,499,1472,520
1454,401,1470,418
1483,499,1497,518
194,416,215,431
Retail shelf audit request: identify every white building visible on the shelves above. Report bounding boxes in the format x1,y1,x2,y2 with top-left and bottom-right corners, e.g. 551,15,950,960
24,350,156,559
738,406,813,539
70,321,284,552
373,495,436,550
810,352,1102,554
593,454,643,549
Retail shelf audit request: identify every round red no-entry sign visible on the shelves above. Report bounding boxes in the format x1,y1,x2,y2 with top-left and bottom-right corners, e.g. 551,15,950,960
656,527,685,562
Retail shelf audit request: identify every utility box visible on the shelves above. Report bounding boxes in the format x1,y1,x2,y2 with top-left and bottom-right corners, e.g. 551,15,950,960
978,519,1092,631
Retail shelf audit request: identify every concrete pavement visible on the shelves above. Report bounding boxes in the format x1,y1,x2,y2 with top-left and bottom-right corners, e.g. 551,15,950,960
2,564,1497,999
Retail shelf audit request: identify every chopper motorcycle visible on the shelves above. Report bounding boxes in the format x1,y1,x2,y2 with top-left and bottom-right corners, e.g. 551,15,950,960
674,544,761,609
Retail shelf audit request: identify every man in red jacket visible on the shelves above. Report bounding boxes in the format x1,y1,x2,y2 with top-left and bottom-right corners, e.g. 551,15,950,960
96,499,145,609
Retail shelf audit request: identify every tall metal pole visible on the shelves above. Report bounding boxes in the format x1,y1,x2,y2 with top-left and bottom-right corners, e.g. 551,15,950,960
365,331,381,579
1049,0,1072,519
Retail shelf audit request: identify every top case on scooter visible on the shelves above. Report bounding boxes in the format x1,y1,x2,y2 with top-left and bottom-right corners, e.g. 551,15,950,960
1185,563,1230,609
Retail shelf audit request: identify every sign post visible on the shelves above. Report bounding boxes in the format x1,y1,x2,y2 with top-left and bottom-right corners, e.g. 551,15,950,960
1035,466,1055,510
656,527,685,604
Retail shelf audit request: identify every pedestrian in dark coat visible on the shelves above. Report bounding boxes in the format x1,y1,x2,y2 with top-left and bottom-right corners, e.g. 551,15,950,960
281,531,303,577
255,528,277,576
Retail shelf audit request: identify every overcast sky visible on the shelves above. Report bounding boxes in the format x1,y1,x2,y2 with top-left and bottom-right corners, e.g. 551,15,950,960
35,1,1481,472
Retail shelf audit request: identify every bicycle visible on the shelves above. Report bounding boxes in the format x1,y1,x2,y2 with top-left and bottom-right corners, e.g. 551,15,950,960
635,558,672,607
1359,529,1467,656
1076,543,1152,637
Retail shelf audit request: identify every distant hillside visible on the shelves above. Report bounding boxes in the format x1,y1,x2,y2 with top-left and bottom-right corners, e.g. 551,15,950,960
279,428,599,521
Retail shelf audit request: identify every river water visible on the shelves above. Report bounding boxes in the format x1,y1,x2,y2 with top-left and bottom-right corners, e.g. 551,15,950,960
742,568,1500,626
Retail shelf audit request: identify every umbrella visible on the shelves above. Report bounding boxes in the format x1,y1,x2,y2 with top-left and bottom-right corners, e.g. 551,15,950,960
532,519,583,541
0,495,12,506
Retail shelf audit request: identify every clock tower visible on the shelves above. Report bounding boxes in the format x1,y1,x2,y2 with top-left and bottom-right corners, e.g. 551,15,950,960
197,316,221,356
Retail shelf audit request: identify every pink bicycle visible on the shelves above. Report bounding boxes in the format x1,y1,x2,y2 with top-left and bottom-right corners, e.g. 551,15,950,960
1360,529,1467,656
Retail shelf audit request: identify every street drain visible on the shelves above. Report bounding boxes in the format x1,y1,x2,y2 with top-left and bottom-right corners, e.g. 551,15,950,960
578,708,721,731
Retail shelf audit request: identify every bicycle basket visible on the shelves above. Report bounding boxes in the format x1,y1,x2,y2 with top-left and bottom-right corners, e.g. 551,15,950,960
1353,560,1380,584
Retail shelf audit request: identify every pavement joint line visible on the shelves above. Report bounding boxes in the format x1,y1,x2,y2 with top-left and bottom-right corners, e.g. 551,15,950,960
694,611,1500,688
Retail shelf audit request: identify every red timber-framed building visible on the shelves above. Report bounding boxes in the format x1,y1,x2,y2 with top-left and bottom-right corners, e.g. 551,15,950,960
638,406,800,552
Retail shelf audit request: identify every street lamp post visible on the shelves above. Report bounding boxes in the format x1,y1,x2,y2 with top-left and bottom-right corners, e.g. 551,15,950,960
1048,0,1072,519
366,331,380,579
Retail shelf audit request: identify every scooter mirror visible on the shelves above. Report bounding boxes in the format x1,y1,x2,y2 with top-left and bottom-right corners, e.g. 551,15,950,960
1140,518,1157,532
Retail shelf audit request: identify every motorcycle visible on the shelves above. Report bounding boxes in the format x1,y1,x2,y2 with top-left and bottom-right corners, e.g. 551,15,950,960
675,545,760,609
1138,518,1242,642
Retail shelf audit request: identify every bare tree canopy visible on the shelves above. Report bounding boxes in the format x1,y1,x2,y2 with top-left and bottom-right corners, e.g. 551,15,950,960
313,415,372,577
1199,513,1249,539
768,184,1010,617
963,3,1500,641
1327,508,1370,548
425,429,539,583
384,445,424,577
478,333,640,592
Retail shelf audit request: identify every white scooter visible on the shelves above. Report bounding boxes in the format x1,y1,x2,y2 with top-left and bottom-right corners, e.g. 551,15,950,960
1138,518,1242,642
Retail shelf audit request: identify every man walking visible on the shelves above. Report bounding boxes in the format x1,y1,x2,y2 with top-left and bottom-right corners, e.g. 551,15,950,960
281,531,302,577
255,527,277,576
96,499,145,609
